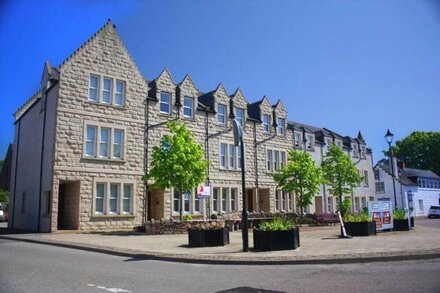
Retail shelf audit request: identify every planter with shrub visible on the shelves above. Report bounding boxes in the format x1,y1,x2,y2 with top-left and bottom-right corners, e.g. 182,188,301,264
344,212,376,236
393,209,411,231
188,226,229,247
253,218,300,251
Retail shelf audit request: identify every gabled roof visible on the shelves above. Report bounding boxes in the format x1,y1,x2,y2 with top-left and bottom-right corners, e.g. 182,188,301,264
178,74,198,91
402,168,440,180
247,96,271,122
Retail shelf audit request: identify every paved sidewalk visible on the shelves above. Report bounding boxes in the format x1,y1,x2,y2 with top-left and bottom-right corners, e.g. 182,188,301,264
1,219,439,264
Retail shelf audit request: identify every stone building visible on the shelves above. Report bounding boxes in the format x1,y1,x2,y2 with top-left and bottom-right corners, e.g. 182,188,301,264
8,20,376,232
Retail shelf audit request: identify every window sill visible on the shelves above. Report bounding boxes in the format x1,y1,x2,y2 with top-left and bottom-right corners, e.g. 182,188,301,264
85,100,126,110
92,214,135,219
82,156,126,163
159,112,173,117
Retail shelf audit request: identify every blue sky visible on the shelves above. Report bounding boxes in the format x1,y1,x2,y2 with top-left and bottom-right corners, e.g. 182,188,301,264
1,0,439,162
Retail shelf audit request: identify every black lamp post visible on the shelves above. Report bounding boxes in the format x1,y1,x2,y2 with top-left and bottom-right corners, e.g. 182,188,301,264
385,129,398,209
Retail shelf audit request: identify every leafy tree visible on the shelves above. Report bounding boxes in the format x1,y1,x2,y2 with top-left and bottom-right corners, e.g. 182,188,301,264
273,150,322,219
143,121,208,221
321,145,363,220
0,189,8,204
390,131,440,176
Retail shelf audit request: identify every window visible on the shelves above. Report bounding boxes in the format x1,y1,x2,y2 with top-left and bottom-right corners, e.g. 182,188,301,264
235,108,244,127
86,126,97,157
336,140,343,148
352,144,359,157
277,118,285,135
294,132,302,147
184,192,190,212
115,80,125,106
99,128,110,158
360,145,366,158
231,188,237,211
123,184,132,214
220,143,227,168
306,134,314,149
354,197,360,212
325,138,332,152
275,190,281,211
113,129,123,159
280,151,286,169
194,192,202,213
375,182,385,194
328,197,333,213
102,78,112,104
282,191,288,211
160,92,171,114
89,75,99,102
84,123,125,160
213,188,219,212
109,183,119,214
222,188,228,212
95,183,105,214
217,104,226,124
361,197,367,209
267,149,273,172
419,199,424,213
183,97,194,118
274,151,280,171
229,144,235,169
173,191,180,213
262,115,270,133
363,170,369,187
219,143,241,170
374,170,380,181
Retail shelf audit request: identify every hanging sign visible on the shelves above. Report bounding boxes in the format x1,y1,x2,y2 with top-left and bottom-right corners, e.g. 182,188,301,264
197,185,211,198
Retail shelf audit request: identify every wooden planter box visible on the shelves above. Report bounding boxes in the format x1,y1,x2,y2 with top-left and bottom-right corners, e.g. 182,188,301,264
188,227,229,247
253,227,300,251
393,219,410,231
344,221,376,236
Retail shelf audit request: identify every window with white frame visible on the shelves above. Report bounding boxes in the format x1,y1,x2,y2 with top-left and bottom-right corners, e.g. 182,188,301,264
85,124,125,160
328,197,333,212
212,188,219,212
354,197,360,212
221,188,228,212
325,138,332,152
352,143,359,157
360,145,366,158
375,182,385,193
306,134,314,149
361,197,367,209
374,169,380,181
160,92,171,114
114,80,125,106
102,78,112,104
363,170,369,187
94,182,134,216
282,191,288,211
235,108,245,127
219,142,242,170
275,190,281,211
231,188,238,211
262,114,270,133
183,97,194,118
172,190,192,214
266,149,286,173
294,132,302,147
277,118,285,135
336,140,343,148
173,191,180,213
217,103,226,124
89,75,99,102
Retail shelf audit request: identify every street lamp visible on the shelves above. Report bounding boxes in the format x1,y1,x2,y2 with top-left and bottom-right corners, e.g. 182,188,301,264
384,129,398,209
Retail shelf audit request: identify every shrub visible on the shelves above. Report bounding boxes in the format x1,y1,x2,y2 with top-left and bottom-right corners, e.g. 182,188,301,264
344,211,372,222
210,214,218,220
296,216,314,225
339,199,352,216
183,214,193,221
394,209,407,220
258,218,295,231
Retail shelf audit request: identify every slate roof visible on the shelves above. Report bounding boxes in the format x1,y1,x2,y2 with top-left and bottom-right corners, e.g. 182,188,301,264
401,168,440,180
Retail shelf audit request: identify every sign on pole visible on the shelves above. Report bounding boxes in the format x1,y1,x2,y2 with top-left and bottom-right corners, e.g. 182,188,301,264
197,185,211,198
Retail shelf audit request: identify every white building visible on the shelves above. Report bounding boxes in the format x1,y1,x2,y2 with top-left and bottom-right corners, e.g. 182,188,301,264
374,163,440,216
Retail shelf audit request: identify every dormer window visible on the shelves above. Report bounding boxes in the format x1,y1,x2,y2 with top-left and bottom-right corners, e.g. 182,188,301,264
306,134,314,149
262,115,270,133
360,145,366,158
336,140,342,148
352,143,359,157
217,103,226,124
183,97,194,118
277,118,285,135
160,92,171,114
235,108,244,127
325,138,332,151
294,132,302,147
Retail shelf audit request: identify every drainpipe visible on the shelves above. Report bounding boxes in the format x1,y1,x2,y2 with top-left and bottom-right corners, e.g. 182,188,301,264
204,110,210,220
253,121,259,212
144,98,150,225
10,120,21,228
37,89,49,232
320,142,328,213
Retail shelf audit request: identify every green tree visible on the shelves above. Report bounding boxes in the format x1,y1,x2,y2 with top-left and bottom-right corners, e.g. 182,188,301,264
390,131,440,176
321,145,363,219
273,150,322,219
0,189,8,204
143,121,208,221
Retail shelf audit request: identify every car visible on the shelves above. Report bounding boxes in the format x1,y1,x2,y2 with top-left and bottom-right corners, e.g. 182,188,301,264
427,206,440,218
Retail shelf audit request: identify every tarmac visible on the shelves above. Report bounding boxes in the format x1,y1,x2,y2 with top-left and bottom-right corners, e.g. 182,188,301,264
1,218,439,265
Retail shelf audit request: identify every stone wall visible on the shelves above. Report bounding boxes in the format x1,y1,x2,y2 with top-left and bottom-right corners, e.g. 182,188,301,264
145,220,225,235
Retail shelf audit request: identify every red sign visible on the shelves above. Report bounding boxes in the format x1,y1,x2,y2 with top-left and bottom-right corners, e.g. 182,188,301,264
372,212,382,228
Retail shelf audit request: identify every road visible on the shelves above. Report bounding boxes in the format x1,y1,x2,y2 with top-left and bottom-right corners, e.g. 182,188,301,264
1,238,439,293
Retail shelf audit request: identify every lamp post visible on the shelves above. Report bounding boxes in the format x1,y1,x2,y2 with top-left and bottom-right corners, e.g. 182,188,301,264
385,129,398,209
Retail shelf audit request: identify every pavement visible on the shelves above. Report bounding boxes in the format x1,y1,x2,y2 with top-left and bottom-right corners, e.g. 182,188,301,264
1,218,439,265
